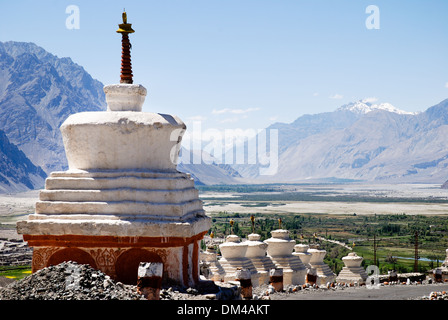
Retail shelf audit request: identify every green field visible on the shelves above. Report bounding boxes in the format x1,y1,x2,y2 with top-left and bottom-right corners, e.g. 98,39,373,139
0,266,32,281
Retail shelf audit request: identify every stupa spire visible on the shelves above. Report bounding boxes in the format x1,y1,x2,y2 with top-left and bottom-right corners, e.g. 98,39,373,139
116,10,135,84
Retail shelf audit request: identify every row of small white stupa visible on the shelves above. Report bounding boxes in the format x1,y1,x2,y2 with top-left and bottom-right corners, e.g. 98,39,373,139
200,229,368,287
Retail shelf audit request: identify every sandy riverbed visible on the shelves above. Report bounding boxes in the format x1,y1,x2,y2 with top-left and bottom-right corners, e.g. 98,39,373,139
203,200,448,216
201,183,448,216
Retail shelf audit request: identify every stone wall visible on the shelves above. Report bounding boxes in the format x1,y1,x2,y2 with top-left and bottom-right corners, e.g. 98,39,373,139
0,237,32,266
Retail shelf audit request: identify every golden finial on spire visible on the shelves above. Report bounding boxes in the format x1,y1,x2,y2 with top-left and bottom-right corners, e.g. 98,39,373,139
122,9,127,24
117,9,134,33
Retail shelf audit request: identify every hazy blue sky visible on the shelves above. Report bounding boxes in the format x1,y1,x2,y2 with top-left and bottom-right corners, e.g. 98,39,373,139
1,0,448,134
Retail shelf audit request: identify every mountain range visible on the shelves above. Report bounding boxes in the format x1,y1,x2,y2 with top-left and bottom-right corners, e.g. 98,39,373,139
1,41,448,191
178,147,242,185
234,99,448,184
0,41,106,177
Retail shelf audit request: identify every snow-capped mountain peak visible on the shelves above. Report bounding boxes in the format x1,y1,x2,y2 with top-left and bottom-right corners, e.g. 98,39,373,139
337,99,416,115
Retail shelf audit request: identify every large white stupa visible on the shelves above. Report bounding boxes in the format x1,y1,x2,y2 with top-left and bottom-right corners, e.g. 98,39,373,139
17,11,211,287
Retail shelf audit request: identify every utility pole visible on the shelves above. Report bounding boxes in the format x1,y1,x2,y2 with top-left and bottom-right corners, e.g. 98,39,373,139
373,233,377,267
414,231,419,272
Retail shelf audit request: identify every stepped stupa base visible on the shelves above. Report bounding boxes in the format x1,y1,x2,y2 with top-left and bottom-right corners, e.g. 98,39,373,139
311,264,336,285
247,257,276,285
217,258,260,285
17,169,211,287
268,256,307,285
336,267,368,285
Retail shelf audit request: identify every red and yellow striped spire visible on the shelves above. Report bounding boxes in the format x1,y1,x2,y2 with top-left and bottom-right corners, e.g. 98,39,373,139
116,10,135,84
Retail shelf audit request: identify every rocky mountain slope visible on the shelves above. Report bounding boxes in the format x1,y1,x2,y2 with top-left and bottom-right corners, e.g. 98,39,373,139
0,41,106,177
0,129,46,192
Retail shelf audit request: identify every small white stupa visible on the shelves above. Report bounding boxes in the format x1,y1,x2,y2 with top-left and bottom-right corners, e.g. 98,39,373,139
308,245,336,285
244,233,276,285
199,244,224,282
442,249,448,268
264,227,306,285
218,234,259,285
429,248,448,282
293,243,312,268
293,243,318,284
336,252,367,285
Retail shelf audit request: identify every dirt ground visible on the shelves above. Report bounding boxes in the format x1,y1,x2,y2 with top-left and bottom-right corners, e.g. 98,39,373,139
0,190,37,231
269,283,448,300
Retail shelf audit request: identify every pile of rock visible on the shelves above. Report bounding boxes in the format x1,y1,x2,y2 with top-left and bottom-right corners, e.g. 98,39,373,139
0,261,241,300
378,272,426,284
249,281,364,300
0,261,143,300
158,282,240,300
420,291,448,300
